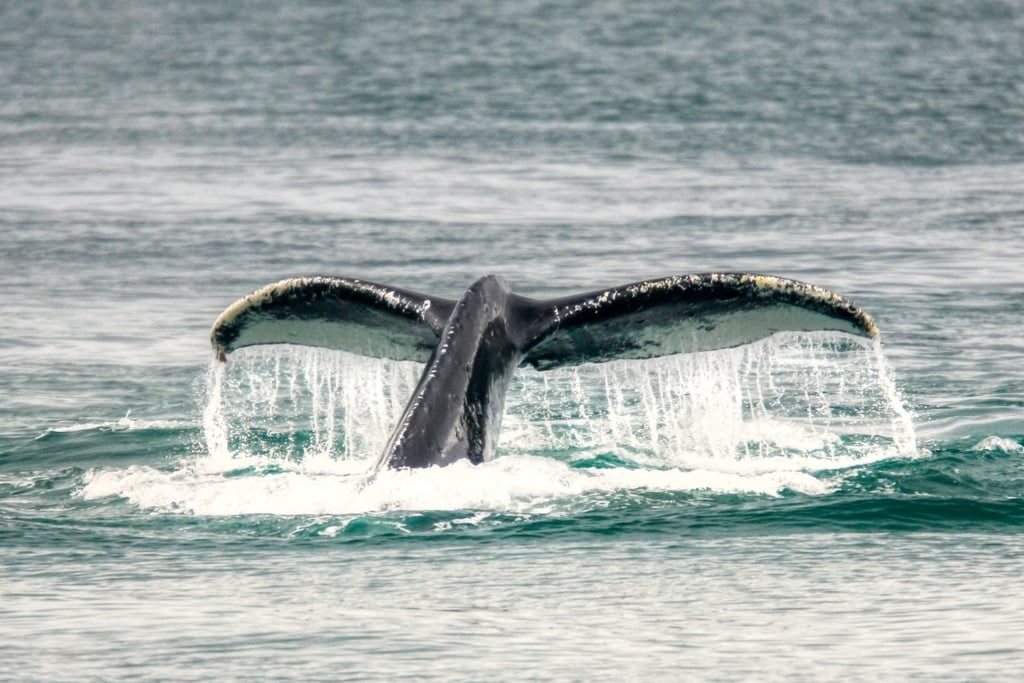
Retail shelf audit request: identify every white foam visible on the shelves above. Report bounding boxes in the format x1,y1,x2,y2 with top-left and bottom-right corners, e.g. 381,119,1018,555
79,453,829,517
970,436,1024,453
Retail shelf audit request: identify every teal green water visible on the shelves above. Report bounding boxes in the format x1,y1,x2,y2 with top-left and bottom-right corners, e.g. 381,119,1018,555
3,1,1024,680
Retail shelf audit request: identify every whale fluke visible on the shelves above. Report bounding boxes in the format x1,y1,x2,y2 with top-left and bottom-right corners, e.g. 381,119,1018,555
517,272,878,370
211,276,456,363
211,273,878,469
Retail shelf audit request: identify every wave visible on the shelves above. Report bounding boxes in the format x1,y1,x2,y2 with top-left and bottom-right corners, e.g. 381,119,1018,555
36,412,192,437
5,415,198,469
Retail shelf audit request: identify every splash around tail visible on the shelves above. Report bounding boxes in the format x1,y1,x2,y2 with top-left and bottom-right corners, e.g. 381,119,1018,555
210,273,880,470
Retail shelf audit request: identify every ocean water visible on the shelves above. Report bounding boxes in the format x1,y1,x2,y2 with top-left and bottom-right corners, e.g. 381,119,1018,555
2,1,1024,680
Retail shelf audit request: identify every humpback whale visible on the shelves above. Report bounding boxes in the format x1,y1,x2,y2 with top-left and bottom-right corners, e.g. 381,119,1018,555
211,273,878,470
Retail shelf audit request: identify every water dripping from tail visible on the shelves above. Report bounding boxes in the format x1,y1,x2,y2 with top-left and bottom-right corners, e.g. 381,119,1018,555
198,347,422,470
870,338,918,457
197,333,917,474
501,332,918,472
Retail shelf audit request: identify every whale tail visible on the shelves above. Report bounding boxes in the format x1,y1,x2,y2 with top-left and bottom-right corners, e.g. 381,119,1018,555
212,273,879,469
211,273,878,366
